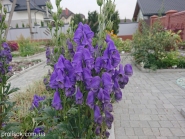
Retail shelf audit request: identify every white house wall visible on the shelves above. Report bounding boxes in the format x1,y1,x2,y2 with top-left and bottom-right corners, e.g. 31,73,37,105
6,10,45,28
137,9,144,22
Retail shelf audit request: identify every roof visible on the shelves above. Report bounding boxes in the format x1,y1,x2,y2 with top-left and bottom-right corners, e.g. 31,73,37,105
60,8,74,19
133,0,185,18
10,0,49,12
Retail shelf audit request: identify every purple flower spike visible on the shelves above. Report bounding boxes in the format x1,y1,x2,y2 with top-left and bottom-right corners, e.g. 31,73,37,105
76,87,83,105
86,91,94,109
52,91,62,110
124,64,133,77
95,126,101,135
94,105,103,125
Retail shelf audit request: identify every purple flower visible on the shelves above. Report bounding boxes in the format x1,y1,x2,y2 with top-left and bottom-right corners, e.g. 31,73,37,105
95,126,101,135
65,86,75,97
94,105,103,125
52,91,62,110
110,50,121,68
31,95,45,109
105,34,111,43
115,89,122,101
103,103,113,112
46,47,51,59
124,64,133,77
102,72,113,93
95,57,102,73
97,88,110,103
83,68,92,87
86,91,94,109
104,131,110,138
8,66,12,72
33,127,44,134
67,39,73,50
105,111,114,129
55,55,65,70
118,75,129,89
83,48,94,69
75,87,83,105
105,111,113,123
90,76,101,93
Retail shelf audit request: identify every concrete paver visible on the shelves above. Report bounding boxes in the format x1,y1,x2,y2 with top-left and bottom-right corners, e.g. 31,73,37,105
114,56,185,138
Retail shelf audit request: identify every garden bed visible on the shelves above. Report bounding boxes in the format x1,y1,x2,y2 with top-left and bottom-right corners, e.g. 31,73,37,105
10,59,42,74
133,59,185,73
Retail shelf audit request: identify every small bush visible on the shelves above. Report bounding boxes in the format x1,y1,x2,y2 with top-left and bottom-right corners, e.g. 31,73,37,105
16,35,45,56
132,20,182,69
22,23,25,28
7,42,19,51
16,23,19,28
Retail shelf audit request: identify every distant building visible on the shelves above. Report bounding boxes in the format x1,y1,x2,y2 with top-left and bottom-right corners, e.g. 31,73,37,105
2,0,52,28
133,0,185,22
60,8,85,24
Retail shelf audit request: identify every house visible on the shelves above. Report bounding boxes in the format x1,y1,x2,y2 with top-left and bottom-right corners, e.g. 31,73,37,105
133,0,185,22
60,8,85,24
2,0,52,28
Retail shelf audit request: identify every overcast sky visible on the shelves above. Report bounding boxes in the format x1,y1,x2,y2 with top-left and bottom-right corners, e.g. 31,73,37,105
50,0,137,19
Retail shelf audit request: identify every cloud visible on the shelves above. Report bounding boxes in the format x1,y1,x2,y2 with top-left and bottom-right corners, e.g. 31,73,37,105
50,0,137,19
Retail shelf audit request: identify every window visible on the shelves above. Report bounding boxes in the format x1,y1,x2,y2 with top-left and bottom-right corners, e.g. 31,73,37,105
4,4,12,13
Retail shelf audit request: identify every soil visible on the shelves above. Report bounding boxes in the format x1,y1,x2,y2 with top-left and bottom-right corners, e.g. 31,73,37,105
9,59,42,74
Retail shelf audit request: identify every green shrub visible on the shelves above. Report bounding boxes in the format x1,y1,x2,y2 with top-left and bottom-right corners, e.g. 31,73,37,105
16,23,19,28
16,35,45,56
22,23,25,28
132,20,182,69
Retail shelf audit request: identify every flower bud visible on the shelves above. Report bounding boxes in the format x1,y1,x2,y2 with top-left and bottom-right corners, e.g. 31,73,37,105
0,3,2,10
97,0,103,7
55,0,61,7
3,7,7,14
46,2,53,10
52,13,57,22
57,7,62,15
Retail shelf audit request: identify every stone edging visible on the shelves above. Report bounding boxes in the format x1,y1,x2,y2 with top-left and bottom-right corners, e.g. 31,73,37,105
130,57,185,73
8,60,46,82
12,52,45,61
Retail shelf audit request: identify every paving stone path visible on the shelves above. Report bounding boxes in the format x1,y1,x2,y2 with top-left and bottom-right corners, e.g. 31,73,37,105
9,52,50,93
114,56,185,139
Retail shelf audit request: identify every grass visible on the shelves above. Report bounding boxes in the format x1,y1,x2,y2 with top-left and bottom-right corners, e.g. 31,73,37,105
10,80,50,122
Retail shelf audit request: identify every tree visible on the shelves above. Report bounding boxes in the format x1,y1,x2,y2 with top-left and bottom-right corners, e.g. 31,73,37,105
87,11,99,35
71,14,85,31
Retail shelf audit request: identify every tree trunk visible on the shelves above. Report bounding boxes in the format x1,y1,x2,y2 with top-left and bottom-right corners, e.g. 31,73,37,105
4,0,17,39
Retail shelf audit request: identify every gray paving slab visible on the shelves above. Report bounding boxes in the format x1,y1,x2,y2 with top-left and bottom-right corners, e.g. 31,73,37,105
114,56,185,138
